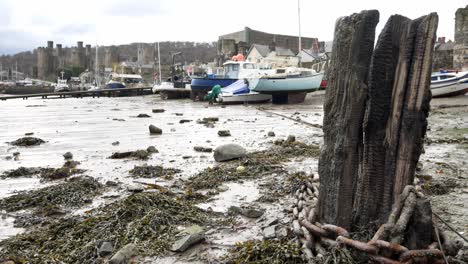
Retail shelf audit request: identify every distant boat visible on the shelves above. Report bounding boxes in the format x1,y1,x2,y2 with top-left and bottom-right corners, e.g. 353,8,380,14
105,73,143,89
54,71,70,92
217,79,271,104
431,70,468,98
249,68,323,93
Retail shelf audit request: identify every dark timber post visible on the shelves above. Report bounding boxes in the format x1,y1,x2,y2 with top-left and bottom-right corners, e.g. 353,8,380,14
317,10,438,231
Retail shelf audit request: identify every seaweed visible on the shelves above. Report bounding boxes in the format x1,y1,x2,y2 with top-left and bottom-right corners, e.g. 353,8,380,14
184,140,320,191
0,176,103,212
0,191,218,263
221,239,305,264
129,165,181,179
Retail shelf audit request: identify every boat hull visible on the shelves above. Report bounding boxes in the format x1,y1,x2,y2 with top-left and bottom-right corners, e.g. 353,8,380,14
249,73,323,93
430,80,468,98
190,78,238,91
105,83,126,89
217,92,272,104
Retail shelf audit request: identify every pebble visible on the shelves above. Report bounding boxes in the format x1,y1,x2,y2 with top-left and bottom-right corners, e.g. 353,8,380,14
267,131,275,137
137,113,151,118
63,152,73,160
146,146,158,153
149,125,162,135
263,225,277,239
109,243,137,264
218,130,231,137
99,241,114,257
171,232,205,252
152,109,165,113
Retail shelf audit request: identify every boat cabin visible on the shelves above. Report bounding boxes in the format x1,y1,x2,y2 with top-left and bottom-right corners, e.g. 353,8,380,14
108,73,143,84
222,61,272,79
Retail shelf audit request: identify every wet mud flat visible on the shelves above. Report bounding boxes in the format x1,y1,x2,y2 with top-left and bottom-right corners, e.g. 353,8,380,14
0,93,466,263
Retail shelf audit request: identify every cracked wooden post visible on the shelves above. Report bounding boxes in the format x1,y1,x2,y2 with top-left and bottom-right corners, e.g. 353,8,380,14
317,10,379,230
317,10,438,235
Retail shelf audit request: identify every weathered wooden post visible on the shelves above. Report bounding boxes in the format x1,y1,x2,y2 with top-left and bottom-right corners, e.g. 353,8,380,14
317,10,438,233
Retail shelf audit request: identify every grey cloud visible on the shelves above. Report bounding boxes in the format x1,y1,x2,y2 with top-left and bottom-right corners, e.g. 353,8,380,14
0,29,43,54
105,0,167,17
54,24,96,35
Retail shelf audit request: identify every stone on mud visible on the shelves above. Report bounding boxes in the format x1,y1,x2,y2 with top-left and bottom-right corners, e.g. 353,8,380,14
99,241,114,257
10,137,45,146
63,152,73,160
194,146,213,153
213,144,246,162
146,146,158,153
267,131,275,137
109,243,137,264
218,130,231,137
263,225,277,239
127,184,144,193
149,125,162,135
152,109,165,113
171,232,205,252
137,113,151,118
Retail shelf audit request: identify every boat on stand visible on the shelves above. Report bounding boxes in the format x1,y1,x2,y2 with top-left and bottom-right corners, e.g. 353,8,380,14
430,70,468,98
248,67,323,104
216,80,272,104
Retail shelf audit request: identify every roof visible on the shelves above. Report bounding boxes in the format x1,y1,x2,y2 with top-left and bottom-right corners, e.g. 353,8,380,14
435,42,455,51
251,44,271,57
275,47,295,56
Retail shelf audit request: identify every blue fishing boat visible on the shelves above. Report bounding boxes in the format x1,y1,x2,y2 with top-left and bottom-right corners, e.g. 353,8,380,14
216,80,271,104
190,59,271,101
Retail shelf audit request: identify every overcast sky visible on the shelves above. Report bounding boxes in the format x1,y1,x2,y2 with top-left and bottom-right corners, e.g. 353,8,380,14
0,0,465,55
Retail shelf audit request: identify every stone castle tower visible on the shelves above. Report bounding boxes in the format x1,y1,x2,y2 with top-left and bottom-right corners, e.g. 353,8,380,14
454,5,468,70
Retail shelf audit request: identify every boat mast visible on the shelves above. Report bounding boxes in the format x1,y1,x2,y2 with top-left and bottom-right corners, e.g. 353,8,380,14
157,42,162,84
95,44,99,86
298,0,302,67
0,62,2,81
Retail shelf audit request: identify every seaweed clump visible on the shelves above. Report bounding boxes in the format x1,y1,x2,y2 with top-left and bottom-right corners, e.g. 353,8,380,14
257,171,312,203
0,191,217,263
1,161,85,181
109,150,151,160
1,167,41,178
129,165,181,179
9,137,45,146
221,239,305,264
184,139,320,191
0,176,102,212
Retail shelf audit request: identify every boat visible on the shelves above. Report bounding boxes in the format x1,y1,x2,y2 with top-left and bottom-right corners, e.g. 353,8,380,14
216,80,271,104
430,70,468,98
190,58,273,100
248,68,323,93
105,73,143,89
54,71,70,92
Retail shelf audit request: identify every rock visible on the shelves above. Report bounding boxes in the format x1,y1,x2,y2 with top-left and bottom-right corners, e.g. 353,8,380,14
214,144,246,162
203,117,219,122
170,128,176,132
137,113,151,118
182,156,192,159
236,166,246,173
276,227,289,238
229,205,264,218
193,146,213,153
127,185,144,193
99,241,114,257
171,232,205,252
106,181,119,187
112,141,120,146
146,146,158,153
10,137,45,146
218,130,231,137
152,109,165,113
179,119,192,124
132,150,149,160
286,135,296,143
267,131,275,137
24,132,34,136
149,125,162,135
63,152,73,160
12,152,20,157
109,243,137,264
240,207,264,218
175,113,183,116
264,217,279,227
263,225,277,239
